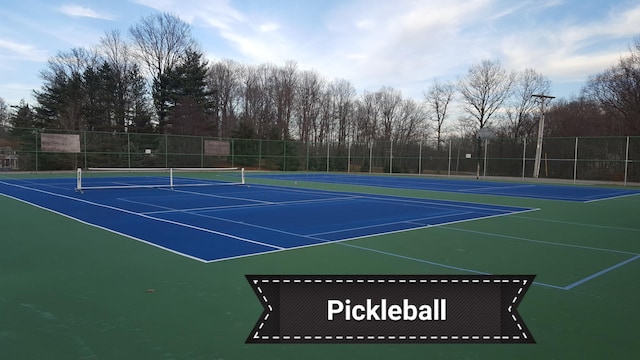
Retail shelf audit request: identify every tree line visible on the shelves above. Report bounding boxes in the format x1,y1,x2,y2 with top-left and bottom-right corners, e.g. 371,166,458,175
1,12,639,149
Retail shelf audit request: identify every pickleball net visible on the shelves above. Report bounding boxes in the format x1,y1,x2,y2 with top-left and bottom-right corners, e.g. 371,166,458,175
75,167,245,192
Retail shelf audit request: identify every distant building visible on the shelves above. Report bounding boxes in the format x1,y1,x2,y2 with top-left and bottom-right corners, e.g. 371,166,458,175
1,147,18,170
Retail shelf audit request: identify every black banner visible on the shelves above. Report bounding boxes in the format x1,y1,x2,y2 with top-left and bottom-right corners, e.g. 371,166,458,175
246,275,535,344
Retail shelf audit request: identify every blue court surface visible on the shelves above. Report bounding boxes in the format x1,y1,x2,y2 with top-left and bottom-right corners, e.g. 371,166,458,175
0,177,534,262
250,173,640,202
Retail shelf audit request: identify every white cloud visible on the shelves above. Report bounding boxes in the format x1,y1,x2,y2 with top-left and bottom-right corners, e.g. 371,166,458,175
0,82,39,104
58,5,113,20
133,0,245,29
259,22,279,33
580,3,640,39
499,2,640,84
1,82,37,91
0,39,48,62
113,0,640,99
133,0,297,64
304,0,497,94
319,0,639,99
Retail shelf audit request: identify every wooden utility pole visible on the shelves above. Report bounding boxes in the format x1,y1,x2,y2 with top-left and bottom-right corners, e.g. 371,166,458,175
531,94,555,178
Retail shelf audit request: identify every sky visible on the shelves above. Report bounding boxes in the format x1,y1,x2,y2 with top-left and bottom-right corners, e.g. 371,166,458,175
1,0,639,107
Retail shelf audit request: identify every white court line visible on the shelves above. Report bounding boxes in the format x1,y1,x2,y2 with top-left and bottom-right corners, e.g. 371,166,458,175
142,202,273,214
138,196,364,215
460,189,584,201
514,215,640,233
137,202,470,240
0,190,210,263
117,197,180,212
356,194,522,213
2,178,75,192
584,191,640,203
459,184,536,192
3,181,559,286
0,180,542,266
0,181,283,251
441,226,638,255
206,190,566,288
307,212,474,237
562,254,640,290
135,183,520,239
169,187,275,204
248,183,351,197
248,183,533,214
138,194,365,215
182,207,540,263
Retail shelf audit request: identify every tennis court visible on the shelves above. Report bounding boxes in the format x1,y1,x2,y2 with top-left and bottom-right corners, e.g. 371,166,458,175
251,172,639,202
1,169,639,359
0,171,533,262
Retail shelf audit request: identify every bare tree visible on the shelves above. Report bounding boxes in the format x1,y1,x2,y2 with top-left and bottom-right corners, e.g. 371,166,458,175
42,47,98,81
35,47,98,130
272,60,298,139
129,12,196,79
423,80,455,152
129,12,197,128
97,30,142,131
394,98,426,144
238,63,277,138
545,98,605,136
208,59,242,137
391,98,426,173
99,30,132,74
458,59,513,175
506,68,550,138
0,97,8,127
458,59,513,131
375,86,403,141
355,91,380,145
582,36,640,135
328,79,356,146
295,70,324,142
315,88,333,144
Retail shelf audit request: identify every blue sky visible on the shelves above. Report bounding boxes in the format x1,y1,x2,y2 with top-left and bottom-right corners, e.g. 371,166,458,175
1,0,638,106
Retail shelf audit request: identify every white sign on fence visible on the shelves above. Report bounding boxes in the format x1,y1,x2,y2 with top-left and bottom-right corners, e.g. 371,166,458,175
41,133,81,153
204,140,230,156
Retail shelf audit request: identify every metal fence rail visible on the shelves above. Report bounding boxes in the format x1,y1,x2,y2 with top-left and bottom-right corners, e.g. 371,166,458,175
1,126,638,185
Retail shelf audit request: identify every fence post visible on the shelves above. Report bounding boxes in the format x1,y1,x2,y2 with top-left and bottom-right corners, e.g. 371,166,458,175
455,144,460,174
231,138,235,167
483,139,488,179
306,141,309,171
448,140,452,177
624,136,629,186
127,132,131,168
84,131,88,169
522,138,526,179
347,141,351,173
573,137,578,183
259,139,262,170
418,140,423,175
389,140,393,174
199,136,203,168
326,141,330,172
369,142,373,174
283,140,286,171
35,129,38,172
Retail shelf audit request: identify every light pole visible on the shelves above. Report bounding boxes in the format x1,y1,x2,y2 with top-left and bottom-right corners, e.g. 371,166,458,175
531,94,554,178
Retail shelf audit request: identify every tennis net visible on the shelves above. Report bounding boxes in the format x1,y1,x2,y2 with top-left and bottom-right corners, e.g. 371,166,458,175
75,167,245,192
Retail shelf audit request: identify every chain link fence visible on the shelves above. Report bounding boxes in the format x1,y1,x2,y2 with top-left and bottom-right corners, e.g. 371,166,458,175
1,126,639,184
